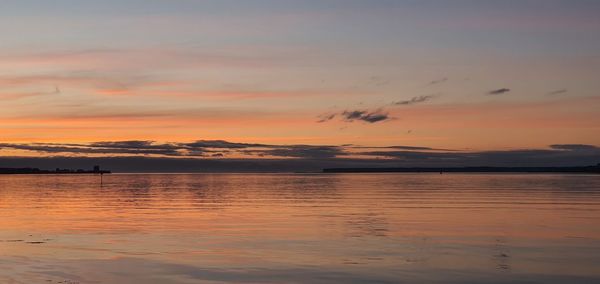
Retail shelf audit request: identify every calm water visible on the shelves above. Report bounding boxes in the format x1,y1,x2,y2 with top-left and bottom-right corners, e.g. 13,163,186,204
0,173,599,283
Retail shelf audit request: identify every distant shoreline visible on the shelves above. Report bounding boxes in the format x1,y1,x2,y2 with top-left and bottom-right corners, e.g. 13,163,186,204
0,167,111,175
323,165,600,174
2,165,599,174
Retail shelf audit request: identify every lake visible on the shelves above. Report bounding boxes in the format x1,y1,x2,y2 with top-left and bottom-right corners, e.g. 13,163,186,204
1,173,599,283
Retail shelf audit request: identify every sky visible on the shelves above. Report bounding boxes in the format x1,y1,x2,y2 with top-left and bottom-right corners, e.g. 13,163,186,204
1,0,599,170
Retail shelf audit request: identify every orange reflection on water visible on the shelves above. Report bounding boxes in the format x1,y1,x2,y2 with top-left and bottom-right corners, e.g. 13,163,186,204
1,173,599,283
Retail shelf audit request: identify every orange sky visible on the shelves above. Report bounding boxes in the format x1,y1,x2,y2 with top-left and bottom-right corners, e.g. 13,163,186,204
1,1,600,159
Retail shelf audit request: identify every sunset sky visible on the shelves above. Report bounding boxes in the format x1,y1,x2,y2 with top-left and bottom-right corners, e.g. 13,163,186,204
1,0,599,169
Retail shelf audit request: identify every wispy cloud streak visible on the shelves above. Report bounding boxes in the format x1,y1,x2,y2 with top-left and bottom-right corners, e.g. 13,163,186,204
317,109,391,124
428,77,448,86
488,88,511,95
393,95,437,105
547,89,568,95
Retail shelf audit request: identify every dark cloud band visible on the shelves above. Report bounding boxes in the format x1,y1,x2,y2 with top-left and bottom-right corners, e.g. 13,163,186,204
1,141,599,171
